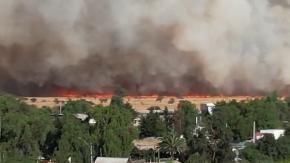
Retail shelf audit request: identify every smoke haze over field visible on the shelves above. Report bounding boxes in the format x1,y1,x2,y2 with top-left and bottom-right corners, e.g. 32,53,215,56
1,0,290,96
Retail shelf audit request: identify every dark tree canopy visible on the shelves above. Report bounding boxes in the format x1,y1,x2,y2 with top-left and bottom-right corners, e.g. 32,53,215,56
0,94,138,162
139,110,167,138
1,93,290,162
174,100,198,140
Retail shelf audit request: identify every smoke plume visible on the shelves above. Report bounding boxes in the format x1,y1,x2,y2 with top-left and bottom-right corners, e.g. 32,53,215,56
1,0,290,96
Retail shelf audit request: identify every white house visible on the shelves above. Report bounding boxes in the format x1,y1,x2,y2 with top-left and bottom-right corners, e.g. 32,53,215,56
258,129,285,140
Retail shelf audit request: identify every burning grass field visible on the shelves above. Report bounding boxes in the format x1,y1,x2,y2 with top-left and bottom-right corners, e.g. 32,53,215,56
23,95,254,113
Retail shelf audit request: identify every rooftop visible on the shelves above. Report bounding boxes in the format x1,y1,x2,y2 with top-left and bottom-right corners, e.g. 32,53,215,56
94,157,128,163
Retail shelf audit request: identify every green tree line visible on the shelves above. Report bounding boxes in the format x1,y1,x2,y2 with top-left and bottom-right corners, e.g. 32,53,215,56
137,95,290,162
0,94,138,162
1,92,290,162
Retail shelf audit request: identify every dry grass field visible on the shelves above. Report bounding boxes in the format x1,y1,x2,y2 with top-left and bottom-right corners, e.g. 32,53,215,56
22,96,254,113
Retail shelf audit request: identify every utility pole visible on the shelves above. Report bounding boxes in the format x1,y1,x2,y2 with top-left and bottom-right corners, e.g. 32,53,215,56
158,149,160,163
90,143,93,163
59,104,64,116
68,156,72,163
253,121,256,143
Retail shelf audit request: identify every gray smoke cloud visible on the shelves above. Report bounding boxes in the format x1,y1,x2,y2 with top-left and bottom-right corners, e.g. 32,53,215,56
0,0,290,95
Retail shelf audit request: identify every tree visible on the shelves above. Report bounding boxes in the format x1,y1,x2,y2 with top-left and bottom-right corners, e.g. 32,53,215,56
188,101,235,162
164,107,173,132
54,114,91,163
186,153,209,163
110,95,124,106
240,130,290,162
211,97,283,142
62,99,92,114
89,103,138,157
139,110,167,138
54,95,138,161
0,94,56,160
193,127,234,163
242,146,273,163
276,135,290,160
173,101,198,141
257,134,279,159
159,131,186,160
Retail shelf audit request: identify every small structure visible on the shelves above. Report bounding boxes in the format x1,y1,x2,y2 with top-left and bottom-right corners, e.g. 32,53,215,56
133,137,161,150
143,108,175,115
200,103,215,115
74,113,89,121
151,109,163,114
89,118,96,125
133,117,141,127
94,157,128,163
258,129,285,140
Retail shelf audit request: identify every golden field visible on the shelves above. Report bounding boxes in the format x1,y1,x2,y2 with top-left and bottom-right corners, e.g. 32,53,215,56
22,96,254,113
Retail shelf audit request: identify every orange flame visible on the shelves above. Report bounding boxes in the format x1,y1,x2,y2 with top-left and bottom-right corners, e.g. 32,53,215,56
53,86,255,99
55,87,112,97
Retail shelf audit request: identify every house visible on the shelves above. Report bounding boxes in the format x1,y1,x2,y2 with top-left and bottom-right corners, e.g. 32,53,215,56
94,157,128,163
200,103,215,115
256,129,285,140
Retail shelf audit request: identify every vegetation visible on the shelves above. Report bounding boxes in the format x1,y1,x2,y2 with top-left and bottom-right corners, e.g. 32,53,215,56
242,130,290,162
0,93,137,162
186,94,290,163
138,94,290,162
174,101,198,141
1,93,290,162
139,108,167,138
159,131,186,160
0,95,54,161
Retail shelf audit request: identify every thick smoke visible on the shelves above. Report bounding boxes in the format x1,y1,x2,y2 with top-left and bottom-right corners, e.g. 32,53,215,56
0,0,290,96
